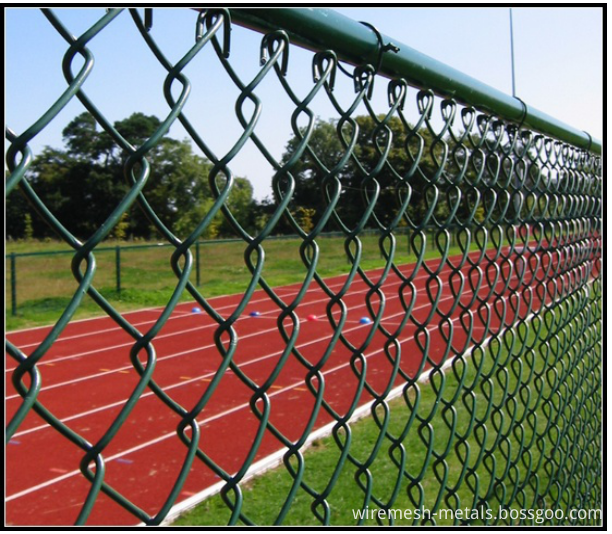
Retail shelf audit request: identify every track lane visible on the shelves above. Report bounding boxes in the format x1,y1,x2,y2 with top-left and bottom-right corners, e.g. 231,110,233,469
6,248,556,525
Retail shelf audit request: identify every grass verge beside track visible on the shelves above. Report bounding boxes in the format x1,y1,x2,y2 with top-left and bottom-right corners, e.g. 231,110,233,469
7,232,470,331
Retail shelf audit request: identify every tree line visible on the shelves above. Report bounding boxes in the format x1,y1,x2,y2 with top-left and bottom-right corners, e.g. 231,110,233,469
8,111,520,242
7,112,259,241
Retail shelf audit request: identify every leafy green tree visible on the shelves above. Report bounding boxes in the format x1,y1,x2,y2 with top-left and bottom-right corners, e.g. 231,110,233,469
293,206,316,234
6,186,33,240
16,112,257,240
126,135,215,239
276,119,345,231
219,177,258,236
62,112,107,161
24,142,126,238
277,114,533,233
279,115,445,231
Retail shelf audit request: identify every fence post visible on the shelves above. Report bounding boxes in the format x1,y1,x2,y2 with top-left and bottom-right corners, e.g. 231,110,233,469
115,246,121,295
10,253,17,316
196,241,201,286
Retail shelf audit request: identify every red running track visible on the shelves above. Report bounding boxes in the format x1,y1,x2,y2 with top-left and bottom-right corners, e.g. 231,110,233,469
5,248,559,526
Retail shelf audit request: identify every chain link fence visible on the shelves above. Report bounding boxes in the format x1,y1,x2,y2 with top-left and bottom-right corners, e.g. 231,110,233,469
5,8,601,526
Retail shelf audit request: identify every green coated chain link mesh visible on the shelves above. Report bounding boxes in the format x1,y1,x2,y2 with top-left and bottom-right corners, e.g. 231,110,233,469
6,8,601,526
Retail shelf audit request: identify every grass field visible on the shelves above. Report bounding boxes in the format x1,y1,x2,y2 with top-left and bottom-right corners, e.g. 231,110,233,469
6,231,464,331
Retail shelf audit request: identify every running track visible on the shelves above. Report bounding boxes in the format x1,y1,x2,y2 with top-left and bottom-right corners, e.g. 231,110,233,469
5,246,580,526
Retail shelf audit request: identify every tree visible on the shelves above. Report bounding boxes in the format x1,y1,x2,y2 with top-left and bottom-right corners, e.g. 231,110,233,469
276,119,345,231
277,114,537,233
23,142,126,238
17,112,257,240
216,177,257,237
6,186,33,240
279,115,445,231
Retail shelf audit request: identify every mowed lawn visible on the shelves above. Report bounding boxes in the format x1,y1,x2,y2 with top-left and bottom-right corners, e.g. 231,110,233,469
6,230,465,331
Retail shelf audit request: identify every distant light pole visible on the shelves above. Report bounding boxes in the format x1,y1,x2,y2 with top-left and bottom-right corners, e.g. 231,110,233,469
509,8,517,97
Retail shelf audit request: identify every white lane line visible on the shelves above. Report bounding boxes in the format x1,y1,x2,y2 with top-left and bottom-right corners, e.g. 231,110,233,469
4,288,463,403
159,320,513,526
6,257,507,371
6,275,511,404
6,302,494,503
164,273,579,526
2,295,345,373
10,250,463,337
6,282,336,350
9,245,496,346
4,269,426,372
7,259,434,349
5,272,394,359
10,277,522,436
5,304,169,335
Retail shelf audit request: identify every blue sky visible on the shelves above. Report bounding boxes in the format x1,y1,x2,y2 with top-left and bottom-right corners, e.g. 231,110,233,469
334,7,602,139
5,7,603,200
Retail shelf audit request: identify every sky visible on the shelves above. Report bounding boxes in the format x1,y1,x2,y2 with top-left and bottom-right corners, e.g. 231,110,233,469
5,6,603,201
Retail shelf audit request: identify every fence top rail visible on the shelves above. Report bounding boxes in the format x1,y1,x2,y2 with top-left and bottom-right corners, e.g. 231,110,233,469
226,7,601,155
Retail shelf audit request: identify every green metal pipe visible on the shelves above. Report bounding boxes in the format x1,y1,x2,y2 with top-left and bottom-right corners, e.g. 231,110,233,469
115,246,121,295
11,253,17,316
229,8,601,154
196,241,201,286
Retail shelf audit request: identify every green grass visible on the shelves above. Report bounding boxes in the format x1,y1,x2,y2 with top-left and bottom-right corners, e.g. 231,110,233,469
6,232,468,331
171,285,602,526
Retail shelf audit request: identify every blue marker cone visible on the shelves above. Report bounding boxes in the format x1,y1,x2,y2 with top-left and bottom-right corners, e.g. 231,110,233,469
192,307,202,313
359,317,371,324
249,311,261,317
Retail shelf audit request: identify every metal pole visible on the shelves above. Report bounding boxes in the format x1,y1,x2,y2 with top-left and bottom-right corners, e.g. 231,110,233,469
509,8,517,98
196,241,201,286
115,246,121,295
11,253,17,316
